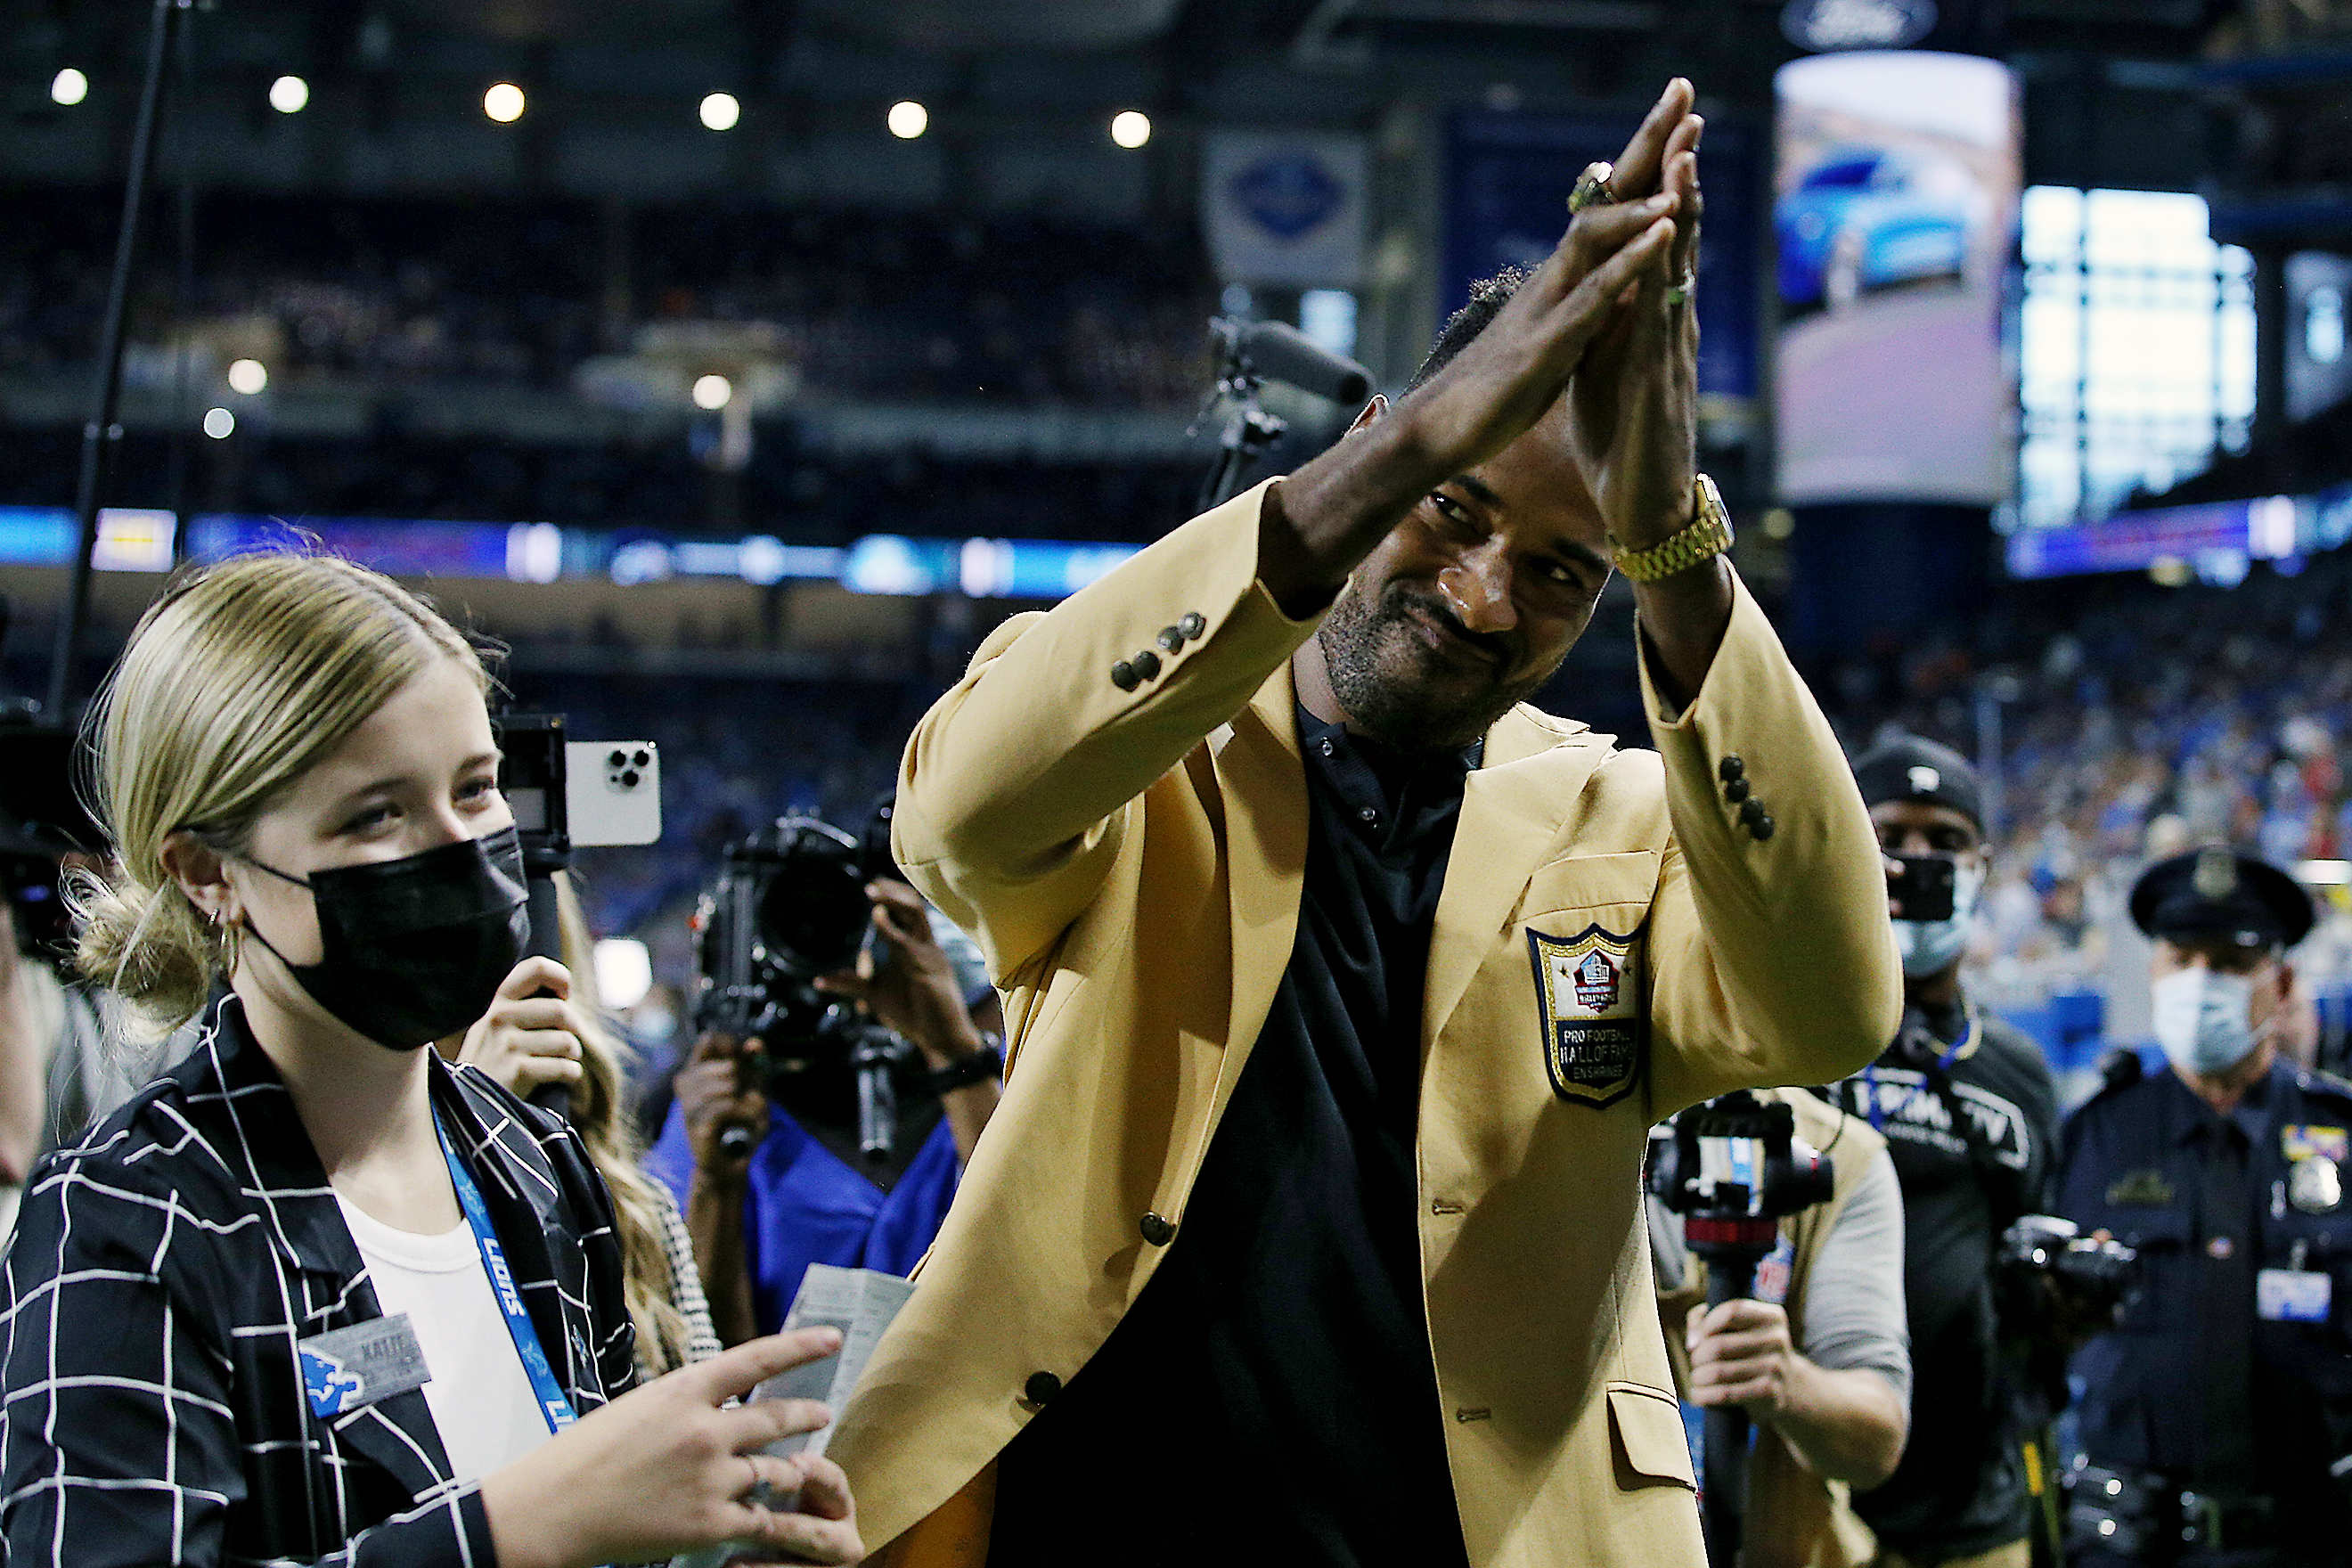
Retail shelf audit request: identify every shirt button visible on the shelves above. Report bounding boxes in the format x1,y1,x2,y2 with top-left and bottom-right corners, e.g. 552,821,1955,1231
1319,738,1335,757
1750,813,1776,842
1739,797,1768,829
1111,660,1139,691
1724,776,1751,804
1021,1370,1061,1409
1719,755,1746,783
1140,1213,1177,1245
1131,649,1163,682
1178,612,1206,639
1156,626,1185,654
1360,806,1380,827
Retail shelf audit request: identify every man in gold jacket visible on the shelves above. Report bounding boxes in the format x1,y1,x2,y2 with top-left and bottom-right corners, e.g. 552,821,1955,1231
832,79,1901,1568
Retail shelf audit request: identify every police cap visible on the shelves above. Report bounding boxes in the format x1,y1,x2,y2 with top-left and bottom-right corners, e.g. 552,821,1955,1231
2127,847,2315,951
1853,734,1984,833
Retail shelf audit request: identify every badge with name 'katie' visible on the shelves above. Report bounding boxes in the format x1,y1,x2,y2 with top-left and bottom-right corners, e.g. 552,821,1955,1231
1528,924,1646,1108
298,1314,431,1420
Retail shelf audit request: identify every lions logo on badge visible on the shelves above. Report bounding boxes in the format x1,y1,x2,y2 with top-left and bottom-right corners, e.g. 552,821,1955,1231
1528,924,1646,1107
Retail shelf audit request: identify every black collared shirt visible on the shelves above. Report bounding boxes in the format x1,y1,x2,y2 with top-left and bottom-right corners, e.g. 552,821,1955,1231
991,709,1479,1567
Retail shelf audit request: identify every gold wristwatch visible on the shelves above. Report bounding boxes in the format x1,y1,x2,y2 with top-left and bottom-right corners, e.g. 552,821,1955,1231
1611,474,1734,584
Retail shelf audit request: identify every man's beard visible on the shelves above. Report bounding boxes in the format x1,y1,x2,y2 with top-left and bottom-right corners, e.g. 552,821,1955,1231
1317,580,1559,752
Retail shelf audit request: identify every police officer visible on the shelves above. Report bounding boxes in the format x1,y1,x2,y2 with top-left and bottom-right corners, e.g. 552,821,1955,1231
1821,737,2058,1568
2054,846,2352,1566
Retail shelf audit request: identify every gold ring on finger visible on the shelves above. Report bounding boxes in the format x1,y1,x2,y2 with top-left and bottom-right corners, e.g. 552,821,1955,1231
1568,160,1620,214
1664,271,1695,307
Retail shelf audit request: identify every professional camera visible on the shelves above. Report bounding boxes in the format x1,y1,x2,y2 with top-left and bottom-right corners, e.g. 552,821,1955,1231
0,720,102,960
690,812,924,1162
1647,1088,1838,1247
1996,1213,2141,1332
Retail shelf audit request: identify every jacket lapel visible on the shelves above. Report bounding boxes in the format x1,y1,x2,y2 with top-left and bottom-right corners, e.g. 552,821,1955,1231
198,1003,461,1501
1420,708,1610,1058
432,1066,597,1407
1207,663,1311,1126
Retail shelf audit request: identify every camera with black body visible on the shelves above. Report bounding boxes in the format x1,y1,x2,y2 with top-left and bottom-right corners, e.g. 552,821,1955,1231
0,718,102,960
1996,1213,2140,1339
690,812,924,1163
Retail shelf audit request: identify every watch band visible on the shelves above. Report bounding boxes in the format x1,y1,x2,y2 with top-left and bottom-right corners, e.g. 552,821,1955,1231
925,1035,1004,1094
1612,473,1734,584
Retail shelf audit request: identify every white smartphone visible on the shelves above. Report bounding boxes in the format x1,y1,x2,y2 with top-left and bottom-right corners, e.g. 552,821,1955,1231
564,741,662,846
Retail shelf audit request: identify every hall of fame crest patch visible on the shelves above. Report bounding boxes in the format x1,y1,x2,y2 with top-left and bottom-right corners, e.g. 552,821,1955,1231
1528,923,1646,1108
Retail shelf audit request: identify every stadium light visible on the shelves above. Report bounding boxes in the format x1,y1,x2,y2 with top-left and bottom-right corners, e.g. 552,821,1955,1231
692,373,733,410
699,92,740,132
226,358,268,396
1110,110,1151,149
484,82,526,123
887,100,927,140
202,407,236,439
51,69,88,107
269,75,309,114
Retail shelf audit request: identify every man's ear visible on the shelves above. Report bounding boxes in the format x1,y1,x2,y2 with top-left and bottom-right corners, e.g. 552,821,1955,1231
159,830,234,927
1345,393,1388,437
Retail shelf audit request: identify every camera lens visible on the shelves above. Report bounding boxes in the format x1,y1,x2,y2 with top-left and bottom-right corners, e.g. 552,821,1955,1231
751,821,871,976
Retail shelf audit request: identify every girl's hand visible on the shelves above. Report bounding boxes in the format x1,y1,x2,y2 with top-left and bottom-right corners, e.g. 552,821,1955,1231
479,1327,866,1567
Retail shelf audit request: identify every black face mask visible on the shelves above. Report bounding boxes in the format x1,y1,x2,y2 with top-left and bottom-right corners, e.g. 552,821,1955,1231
241,826,530,1051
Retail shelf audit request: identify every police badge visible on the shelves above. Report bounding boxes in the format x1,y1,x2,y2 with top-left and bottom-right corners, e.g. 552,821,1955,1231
1528,924,1646,1107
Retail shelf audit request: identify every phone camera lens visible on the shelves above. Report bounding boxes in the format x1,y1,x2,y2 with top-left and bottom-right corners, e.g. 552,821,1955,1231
620,770,641,788
608,749,627,767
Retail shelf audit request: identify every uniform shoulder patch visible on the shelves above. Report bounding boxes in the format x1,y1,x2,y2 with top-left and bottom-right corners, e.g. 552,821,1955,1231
1528,923,1646,1109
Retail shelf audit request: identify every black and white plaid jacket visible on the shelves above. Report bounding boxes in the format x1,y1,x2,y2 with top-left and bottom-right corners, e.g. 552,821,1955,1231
0,999,635,1566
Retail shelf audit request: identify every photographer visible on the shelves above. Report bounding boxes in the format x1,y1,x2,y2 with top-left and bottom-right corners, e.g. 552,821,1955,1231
1652,1086,1912,1568
1817,736,2057,1568
2,551,862,1567
648,877,1002,1345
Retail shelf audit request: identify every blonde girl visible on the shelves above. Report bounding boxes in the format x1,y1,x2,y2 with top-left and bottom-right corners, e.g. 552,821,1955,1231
0,552,861,1567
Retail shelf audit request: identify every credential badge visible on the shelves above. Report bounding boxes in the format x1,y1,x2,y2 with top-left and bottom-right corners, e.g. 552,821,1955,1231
1528,923,1646,1108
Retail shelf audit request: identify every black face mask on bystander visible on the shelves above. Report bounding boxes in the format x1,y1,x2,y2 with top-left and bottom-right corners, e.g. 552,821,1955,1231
240,826,530,1050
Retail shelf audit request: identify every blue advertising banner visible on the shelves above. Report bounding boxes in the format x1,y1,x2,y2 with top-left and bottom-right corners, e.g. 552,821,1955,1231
1442,111,1758,404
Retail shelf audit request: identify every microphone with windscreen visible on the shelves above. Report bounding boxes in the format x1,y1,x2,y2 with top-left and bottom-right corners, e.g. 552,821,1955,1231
1228,320,1372,405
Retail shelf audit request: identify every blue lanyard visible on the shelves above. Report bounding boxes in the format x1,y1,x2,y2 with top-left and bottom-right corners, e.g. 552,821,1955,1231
1860,1011,1976,1131
435,1113,576,1436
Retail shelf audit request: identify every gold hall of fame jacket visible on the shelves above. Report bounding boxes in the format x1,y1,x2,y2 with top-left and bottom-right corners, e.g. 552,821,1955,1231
829,480,1904,1568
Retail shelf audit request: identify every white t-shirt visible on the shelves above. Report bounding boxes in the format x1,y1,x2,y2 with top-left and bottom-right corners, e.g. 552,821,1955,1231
337,1196,556,1484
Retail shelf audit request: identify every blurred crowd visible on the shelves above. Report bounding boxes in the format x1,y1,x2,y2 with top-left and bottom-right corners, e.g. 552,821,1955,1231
0,192,1216,409
1821,546,2352,1062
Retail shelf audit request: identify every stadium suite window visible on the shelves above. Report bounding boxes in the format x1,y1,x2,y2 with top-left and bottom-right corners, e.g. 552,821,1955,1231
2015,186,2257,532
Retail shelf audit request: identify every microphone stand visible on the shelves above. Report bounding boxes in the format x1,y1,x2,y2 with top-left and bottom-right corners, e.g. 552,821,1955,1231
1194,319,1288,512
51,0,194,719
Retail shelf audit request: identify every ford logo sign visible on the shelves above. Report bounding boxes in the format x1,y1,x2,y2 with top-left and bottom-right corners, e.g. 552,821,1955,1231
1781,0,1938,51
